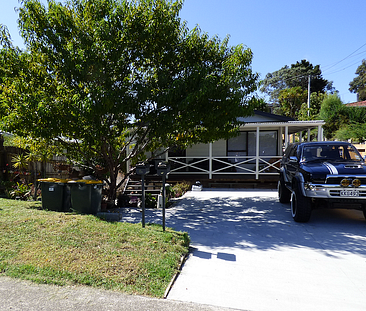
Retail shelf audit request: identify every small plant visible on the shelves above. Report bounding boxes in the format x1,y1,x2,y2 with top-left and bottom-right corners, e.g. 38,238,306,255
0,181,15,198
145,193,157,208
8,182,33,200
170,181,191,198
11,153,29,171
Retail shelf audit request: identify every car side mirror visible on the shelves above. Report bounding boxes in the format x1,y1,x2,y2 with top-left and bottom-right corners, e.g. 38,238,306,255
289,156,298,163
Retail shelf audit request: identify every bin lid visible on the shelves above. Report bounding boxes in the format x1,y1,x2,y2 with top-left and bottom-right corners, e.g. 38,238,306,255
68,179,103,185
37,178,69,183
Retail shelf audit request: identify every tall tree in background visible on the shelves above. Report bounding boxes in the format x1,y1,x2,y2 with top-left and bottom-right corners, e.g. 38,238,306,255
0,0,259,199
261,59,333,118
277,86,307,119
349,59,366,101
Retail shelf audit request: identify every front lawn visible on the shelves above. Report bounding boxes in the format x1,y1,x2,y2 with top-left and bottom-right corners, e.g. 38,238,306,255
0,199,189,297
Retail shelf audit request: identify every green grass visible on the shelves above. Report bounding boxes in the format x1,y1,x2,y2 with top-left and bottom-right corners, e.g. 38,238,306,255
0,199,189,297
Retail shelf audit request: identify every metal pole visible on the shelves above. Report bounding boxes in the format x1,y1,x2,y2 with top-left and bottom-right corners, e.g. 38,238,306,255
141,175,145,228
162,176,166,232
307,75,311,118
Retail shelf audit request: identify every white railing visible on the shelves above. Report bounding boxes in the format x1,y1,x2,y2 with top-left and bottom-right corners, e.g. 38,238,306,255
167,156,282,179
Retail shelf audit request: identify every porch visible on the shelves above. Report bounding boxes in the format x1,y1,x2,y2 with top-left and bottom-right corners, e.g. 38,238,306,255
165,119,325,181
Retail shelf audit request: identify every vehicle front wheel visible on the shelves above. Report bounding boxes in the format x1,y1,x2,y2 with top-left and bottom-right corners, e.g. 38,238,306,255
278,175,291,203
363,209,366,220
291,184,312,222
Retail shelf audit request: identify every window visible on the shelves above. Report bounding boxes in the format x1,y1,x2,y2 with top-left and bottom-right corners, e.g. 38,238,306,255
227,132,247,160
248,131,278,156
227,130,278,159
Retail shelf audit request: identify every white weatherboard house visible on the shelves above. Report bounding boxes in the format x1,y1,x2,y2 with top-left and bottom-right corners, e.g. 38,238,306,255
162,110,325,185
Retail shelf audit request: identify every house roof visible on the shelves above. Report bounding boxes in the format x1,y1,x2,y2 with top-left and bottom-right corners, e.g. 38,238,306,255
345,100,366,107
253,110,295,122
238,110,295,123
241,120,325,134
238,110,324,134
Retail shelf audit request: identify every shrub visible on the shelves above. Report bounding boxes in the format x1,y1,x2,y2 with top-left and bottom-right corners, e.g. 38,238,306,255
169,181,191,199
8,182,33,200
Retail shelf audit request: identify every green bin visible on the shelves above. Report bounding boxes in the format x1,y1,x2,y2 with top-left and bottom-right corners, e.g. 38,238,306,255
69,180,103,214
39,179,71,212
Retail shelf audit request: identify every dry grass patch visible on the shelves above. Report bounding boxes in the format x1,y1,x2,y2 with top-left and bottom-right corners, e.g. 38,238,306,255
0,199,189,297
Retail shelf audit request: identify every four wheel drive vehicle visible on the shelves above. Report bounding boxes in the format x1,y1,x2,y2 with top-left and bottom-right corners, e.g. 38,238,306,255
278,141,366,222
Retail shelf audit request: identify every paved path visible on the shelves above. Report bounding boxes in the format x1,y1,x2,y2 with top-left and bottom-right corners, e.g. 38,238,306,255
123,189,366,311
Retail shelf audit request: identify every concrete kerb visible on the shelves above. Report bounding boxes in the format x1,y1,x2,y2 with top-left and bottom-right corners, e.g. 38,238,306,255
0,276,241,311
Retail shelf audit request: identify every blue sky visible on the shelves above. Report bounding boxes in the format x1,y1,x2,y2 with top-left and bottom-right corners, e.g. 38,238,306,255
2,0,366,103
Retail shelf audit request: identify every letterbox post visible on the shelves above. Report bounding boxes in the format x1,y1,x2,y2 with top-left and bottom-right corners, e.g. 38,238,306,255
135,162,150,228
156,162,170,231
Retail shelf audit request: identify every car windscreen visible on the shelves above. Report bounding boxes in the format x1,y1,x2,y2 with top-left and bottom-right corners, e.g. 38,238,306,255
301,144,364,163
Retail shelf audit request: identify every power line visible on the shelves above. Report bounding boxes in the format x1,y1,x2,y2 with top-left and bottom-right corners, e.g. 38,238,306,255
322,42,366,73
264,44,366,86
324,59,366,76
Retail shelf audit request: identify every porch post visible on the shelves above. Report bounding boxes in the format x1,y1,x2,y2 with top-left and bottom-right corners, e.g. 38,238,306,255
209,142,213,179
256,126,260,179
279,127,283,155
307,129,311,142
318,125,323,141
284,126,289,149
126,144,130,173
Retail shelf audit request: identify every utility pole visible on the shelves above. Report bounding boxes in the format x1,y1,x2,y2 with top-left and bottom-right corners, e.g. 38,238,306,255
307,75,311,141
307,75,311,118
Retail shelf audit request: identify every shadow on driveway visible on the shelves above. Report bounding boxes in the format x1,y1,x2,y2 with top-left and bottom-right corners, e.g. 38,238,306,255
121,190,366,257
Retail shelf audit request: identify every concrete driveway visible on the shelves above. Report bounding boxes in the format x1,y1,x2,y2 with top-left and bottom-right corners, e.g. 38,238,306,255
123,189,366,311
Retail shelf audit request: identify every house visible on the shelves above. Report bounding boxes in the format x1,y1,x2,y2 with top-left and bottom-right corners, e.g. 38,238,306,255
160,111,325,187
345,100,366,107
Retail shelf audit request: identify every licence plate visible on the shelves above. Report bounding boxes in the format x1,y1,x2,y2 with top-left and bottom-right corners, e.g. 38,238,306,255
340,190,359,197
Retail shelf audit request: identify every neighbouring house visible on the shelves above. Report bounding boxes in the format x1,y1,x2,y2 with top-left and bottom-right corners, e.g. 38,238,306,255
139,111,326,188
345,100,366,107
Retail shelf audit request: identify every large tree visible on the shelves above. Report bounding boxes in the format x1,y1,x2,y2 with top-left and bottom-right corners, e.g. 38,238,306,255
0,0,258,199
349,59,366,101
261,60,333,118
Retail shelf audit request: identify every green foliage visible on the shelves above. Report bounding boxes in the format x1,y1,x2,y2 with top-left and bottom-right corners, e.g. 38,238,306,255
349,59,366,101
0,181,34,200
318,93,366,141
318,94,348,139
11,153,28,171
0,0,259,200
167,181,191,199
11,136,59,163
335,122,366,143
277,86,307,118
334,106,366,143
8,182,33,200
297,92,327,120
261,59,333,111
145,192,157,209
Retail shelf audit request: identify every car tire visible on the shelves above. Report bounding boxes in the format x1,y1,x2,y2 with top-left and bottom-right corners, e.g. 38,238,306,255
291,180,312,222
363,209,366,220
278,175,291,203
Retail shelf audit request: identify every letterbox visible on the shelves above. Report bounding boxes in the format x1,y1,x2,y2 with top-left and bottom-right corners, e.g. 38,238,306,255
136,162,150,175
156,161,170,176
